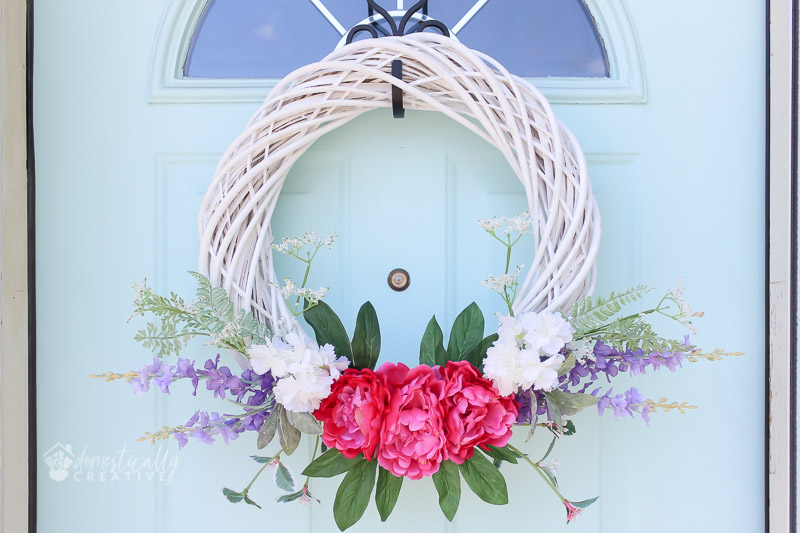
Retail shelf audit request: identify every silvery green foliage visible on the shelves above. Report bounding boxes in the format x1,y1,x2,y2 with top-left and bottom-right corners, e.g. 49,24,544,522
571,285,696,353
591,316,696,354
570,285,652,334
131,272,270,358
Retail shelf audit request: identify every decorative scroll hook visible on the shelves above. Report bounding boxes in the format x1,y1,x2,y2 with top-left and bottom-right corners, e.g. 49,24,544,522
344,0,450,119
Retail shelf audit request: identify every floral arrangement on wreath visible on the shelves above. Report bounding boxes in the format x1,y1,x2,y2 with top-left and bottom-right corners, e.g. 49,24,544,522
93,212,742,530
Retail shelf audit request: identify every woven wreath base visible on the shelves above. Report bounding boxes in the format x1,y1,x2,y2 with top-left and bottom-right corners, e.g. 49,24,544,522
198,32,601,334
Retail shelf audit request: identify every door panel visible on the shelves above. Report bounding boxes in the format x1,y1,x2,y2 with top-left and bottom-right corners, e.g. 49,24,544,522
34,1,765,532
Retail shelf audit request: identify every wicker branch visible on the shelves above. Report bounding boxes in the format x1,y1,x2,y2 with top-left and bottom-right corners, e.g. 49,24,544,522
198,33,601,334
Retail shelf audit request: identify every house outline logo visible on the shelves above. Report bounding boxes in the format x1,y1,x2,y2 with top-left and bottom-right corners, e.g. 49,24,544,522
42,442,73,482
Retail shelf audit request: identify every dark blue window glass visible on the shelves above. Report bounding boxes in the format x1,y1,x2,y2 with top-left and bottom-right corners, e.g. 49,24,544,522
184,0,609,79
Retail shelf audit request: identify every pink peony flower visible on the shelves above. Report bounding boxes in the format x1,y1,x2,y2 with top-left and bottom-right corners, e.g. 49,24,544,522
376,362,446,480
313,368,389,460
441,360,519,464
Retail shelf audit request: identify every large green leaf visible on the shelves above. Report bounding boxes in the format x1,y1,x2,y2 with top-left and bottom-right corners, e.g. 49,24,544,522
286,410,323,435
303,301,353,360
546,390,599,416
333,458,378,531
481,445,519,465
351,302,381,370
419,316,448,366
278,408,301,455
432,460,461,521
464,333,499,370
458,449,508,505
447,303,485,361
302,448,360,478
571,496,599,509
375,467,403,522
544,392,564,433
257,408,279,450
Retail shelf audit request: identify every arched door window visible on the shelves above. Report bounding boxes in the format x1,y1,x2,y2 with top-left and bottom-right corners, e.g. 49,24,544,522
184,0,609,79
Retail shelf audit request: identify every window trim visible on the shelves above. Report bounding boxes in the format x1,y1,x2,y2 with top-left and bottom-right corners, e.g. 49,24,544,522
147,0,647,104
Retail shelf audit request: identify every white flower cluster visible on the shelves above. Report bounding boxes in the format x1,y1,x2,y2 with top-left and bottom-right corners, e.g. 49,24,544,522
477,211,533,235
277,278,329,305
482,311,574,396
247,332,350,413
669,277,703,334
272,231,338,255
479,265,524,292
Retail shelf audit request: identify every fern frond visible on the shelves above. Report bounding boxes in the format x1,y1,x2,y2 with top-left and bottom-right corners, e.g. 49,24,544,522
571,285,652,334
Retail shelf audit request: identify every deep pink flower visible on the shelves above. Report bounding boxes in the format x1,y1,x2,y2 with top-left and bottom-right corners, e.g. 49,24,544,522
441,360,519,464
564,500,582,523
313,368,389,460
376,362,446,480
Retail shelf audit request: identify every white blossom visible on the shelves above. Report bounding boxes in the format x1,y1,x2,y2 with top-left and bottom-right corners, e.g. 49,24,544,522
479,265,523,293
567,339,597,363
519,311,574,355
248,332,350,413
668,277,703,334
272,231,338,254
274,278,329,305
478,216,504,232
517,351,564,391
502,211,533,235
482,310,574,395
540,458,560,477
483,342,521,396
477,212,533,236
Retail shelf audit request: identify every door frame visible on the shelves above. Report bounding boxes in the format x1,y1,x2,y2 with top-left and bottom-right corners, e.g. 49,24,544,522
1,0,33,532
0,1,791,532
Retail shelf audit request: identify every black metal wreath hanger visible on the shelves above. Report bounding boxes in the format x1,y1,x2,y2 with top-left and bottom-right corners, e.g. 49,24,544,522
345,0,450,119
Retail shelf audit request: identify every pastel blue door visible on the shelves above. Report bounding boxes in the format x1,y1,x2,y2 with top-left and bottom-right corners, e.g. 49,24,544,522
34,1,765,532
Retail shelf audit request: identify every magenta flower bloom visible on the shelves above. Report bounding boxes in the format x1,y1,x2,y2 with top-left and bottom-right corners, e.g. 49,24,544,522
441,361,519,464
376,362,446,480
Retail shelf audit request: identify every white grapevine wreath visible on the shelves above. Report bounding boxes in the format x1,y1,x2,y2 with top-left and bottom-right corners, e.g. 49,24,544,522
96,24,742,531
198,32,601,333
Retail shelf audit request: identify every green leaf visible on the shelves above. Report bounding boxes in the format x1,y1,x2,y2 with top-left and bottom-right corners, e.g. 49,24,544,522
375,467,403,522
447,303,485,361
481,445,519,465
274,461,295,492
302,448,360,478
547,390,599,416
276,489,306,503
250,455,275,464
257,408,280,450
432,460,461,521
458,450,508,505
558,353,576,376
351,302,381,370
303,301,353,360
544,393,564,433
563,420,577,436
222,487,244,503
286,410,323,435
571,496,599,509
419,316,448,366
333,458,378,531
278,408,301,455
243,494,262,509
464,333,499,370
538,437,557,463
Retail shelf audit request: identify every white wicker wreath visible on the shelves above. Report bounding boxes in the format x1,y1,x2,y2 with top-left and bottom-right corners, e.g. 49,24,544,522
198,32,601,334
